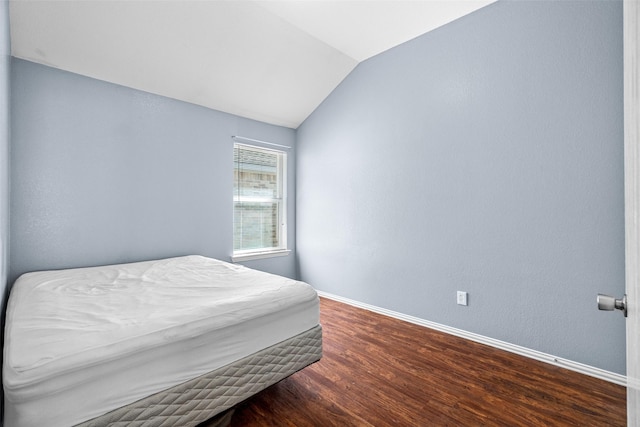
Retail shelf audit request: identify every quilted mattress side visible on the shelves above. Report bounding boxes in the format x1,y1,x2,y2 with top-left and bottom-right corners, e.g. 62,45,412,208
75,324,323,427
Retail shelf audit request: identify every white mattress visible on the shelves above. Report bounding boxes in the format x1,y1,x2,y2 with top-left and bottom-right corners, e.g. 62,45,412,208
3,255,320,427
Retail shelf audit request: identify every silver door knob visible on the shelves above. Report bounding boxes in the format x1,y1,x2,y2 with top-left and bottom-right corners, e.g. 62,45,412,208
597,293,627,317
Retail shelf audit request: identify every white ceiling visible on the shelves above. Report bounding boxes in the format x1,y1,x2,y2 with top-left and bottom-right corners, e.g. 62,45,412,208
9,0,495,129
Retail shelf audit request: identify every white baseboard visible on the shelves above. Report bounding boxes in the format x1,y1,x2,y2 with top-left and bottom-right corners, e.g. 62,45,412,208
317,291,627,387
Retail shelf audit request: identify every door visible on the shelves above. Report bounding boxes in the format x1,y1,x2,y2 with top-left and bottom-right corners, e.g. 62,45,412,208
625,1,639,424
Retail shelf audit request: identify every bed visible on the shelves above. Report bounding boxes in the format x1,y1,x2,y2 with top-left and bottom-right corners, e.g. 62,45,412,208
3,255,322,427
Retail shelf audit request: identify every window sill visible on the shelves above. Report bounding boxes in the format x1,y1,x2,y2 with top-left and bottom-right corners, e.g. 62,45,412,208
231,249,291,263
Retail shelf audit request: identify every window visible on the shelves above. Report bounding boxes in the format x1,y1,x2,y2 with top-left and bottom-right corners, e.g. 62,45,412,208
232,143,289,261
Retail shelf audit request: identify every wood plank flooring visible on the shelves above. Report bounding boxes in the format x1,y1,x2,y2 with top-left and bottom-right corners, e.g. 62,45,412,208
227,297,626,426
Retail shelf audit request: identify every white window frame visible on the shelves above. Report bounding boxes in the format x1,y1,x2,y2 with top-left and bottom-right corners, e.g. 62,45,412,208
232,143,290,262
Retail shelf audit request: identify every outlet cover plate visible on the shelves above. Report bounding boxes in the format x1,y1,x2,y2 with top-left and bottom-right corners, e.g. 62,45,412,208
457,291,468,306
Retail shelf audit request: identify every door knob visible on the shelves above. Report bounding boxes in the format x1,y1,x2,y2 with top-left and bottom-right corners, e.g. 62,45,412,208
597,293,627,317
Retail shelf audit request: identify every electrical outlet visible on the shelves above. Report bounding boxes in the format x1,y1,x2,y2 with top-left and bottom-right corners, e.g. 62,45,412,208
457,291,468,306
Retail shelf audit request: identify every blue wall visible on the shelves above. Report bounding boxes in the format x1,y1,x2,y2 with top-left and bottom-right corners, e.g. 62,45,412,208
297,1,625,373
1,1,10,309
10,59,297,283
2,1,10,422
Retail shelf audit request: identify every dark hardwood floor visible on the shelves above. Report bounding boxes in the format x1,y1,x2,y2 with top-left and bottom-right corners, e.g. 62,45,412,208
227,297,626,426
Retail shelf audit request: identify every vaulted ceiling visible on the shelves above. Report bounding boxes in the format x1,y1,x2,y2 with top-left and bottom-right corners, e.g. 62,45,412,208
9,0,495,129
